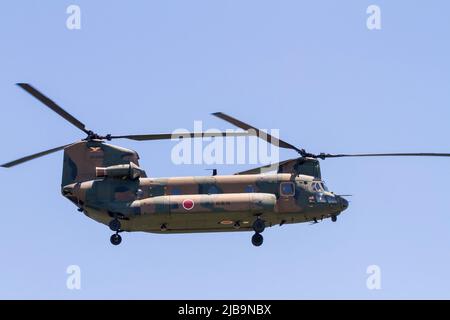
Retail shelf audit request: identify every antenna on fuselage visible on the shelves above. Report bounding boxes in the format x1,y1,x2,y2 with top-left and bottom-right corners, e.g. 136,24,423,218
206,169,218,176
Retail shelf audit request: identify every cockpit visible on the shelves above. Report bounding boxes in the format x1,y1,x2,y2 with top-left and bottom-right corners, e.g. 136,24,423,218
310,181,338,204
311,181,328,192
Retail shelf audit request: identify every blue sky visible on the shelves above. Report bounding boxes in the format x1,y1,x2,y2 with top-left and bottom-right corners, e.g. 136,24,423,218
1,1,450,299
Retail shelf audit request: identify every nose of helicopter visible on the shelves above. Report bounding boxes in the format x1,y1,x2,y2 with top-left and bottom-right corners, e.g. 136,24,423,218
338,196,349,211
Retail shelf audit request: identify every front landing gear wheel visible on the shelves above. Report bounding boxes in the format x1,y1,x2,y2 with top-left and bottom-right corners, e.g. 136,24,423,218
251,233,264,247
109,219,121,232
331,215,337,222
110,233,122,246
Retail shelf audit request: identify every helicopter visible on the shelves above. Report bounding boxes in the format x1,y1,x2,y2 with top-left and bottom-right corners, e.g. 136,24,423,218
3,83,450,247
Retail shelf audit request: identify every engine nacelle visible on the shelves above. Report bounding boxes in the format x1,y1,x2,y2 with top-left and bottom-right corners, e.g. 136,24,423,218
96,162,144,179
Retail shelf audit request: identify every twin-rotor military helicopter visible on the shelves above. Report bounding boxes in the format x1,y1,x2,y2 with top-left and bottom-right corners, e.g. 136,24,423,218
3,83,450,246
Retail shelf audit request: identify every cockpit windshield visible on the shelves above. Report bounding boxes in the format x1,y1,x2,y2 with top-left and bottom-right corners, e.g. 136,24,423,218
312,182,322,192
312,181,329,192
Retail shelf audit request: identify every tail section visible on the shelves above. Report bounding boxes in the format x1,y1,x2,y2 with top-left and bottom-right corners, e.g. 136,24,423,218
61,140,143,187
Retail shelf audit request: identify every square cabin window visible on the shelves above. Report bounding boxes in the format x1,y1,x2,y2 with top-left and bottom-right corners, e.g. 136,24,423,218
280,182,295,197
245,185,255,193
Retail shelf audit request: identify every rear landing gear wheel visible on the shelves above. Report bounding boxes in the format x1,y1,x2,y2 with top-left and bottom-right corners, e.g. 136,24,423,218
110,233,122,246
109,219,121,232
331,215,337,222
251,233,264,247
252,218,265,233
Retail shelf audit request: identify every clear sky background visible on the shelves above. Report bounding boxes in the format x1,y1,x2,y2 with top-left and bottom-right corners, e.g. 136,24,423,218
1,1,450,299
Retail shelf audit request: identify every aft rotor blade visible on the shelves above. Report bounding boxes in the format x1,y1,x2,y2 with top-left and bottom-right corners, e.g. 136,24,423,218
1,144,71,168
110,131,250,141
319,152,450,159
212,112,303,153
234,158,296,175
16,83,90,135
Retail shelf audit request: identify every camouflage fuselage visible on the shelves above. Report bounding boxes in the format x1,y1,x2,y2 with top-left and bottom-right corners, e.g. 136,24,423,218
64,173,348,233
60,140,348,234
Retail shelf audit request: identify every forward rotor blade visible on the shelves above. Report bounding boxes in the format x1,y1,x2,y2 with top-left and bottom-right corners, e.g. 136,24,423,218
16,83,90,135
110,131,250,141
212,112,303,153
319,152,450,159
234,152,450,174
1,144,71,168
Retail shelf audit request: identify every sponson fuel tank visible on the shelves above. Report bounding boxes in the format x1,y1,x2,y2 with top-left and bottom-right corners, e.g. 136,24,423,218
130,193,276,215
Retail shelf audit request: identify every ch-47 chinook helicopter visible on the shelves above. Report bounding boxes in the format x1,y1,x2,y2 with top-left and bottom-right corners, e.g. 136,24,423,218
3,83,450,247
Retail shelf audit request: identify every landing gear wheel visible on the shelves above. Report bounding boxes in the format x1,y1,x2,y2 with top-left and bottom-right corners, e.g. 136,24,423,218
109,219,121,232
233,222,241,230
251,233,264,247
331,215,337,222
252,218,265,233
110,233,122,246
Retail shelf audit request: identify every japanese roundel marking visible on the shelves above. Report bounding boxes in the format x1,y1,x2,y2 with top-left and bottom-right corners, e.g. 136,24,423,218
182,199,195,211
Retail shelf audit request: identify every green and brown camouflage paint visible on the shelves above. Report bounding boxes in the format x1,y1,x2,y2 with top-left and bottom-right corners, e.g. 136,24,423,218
61,141,348,234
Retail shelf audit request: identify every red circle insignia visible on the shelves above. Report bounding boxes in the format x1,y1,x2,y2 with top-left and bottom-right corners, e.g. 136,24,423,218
182,199,195,210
